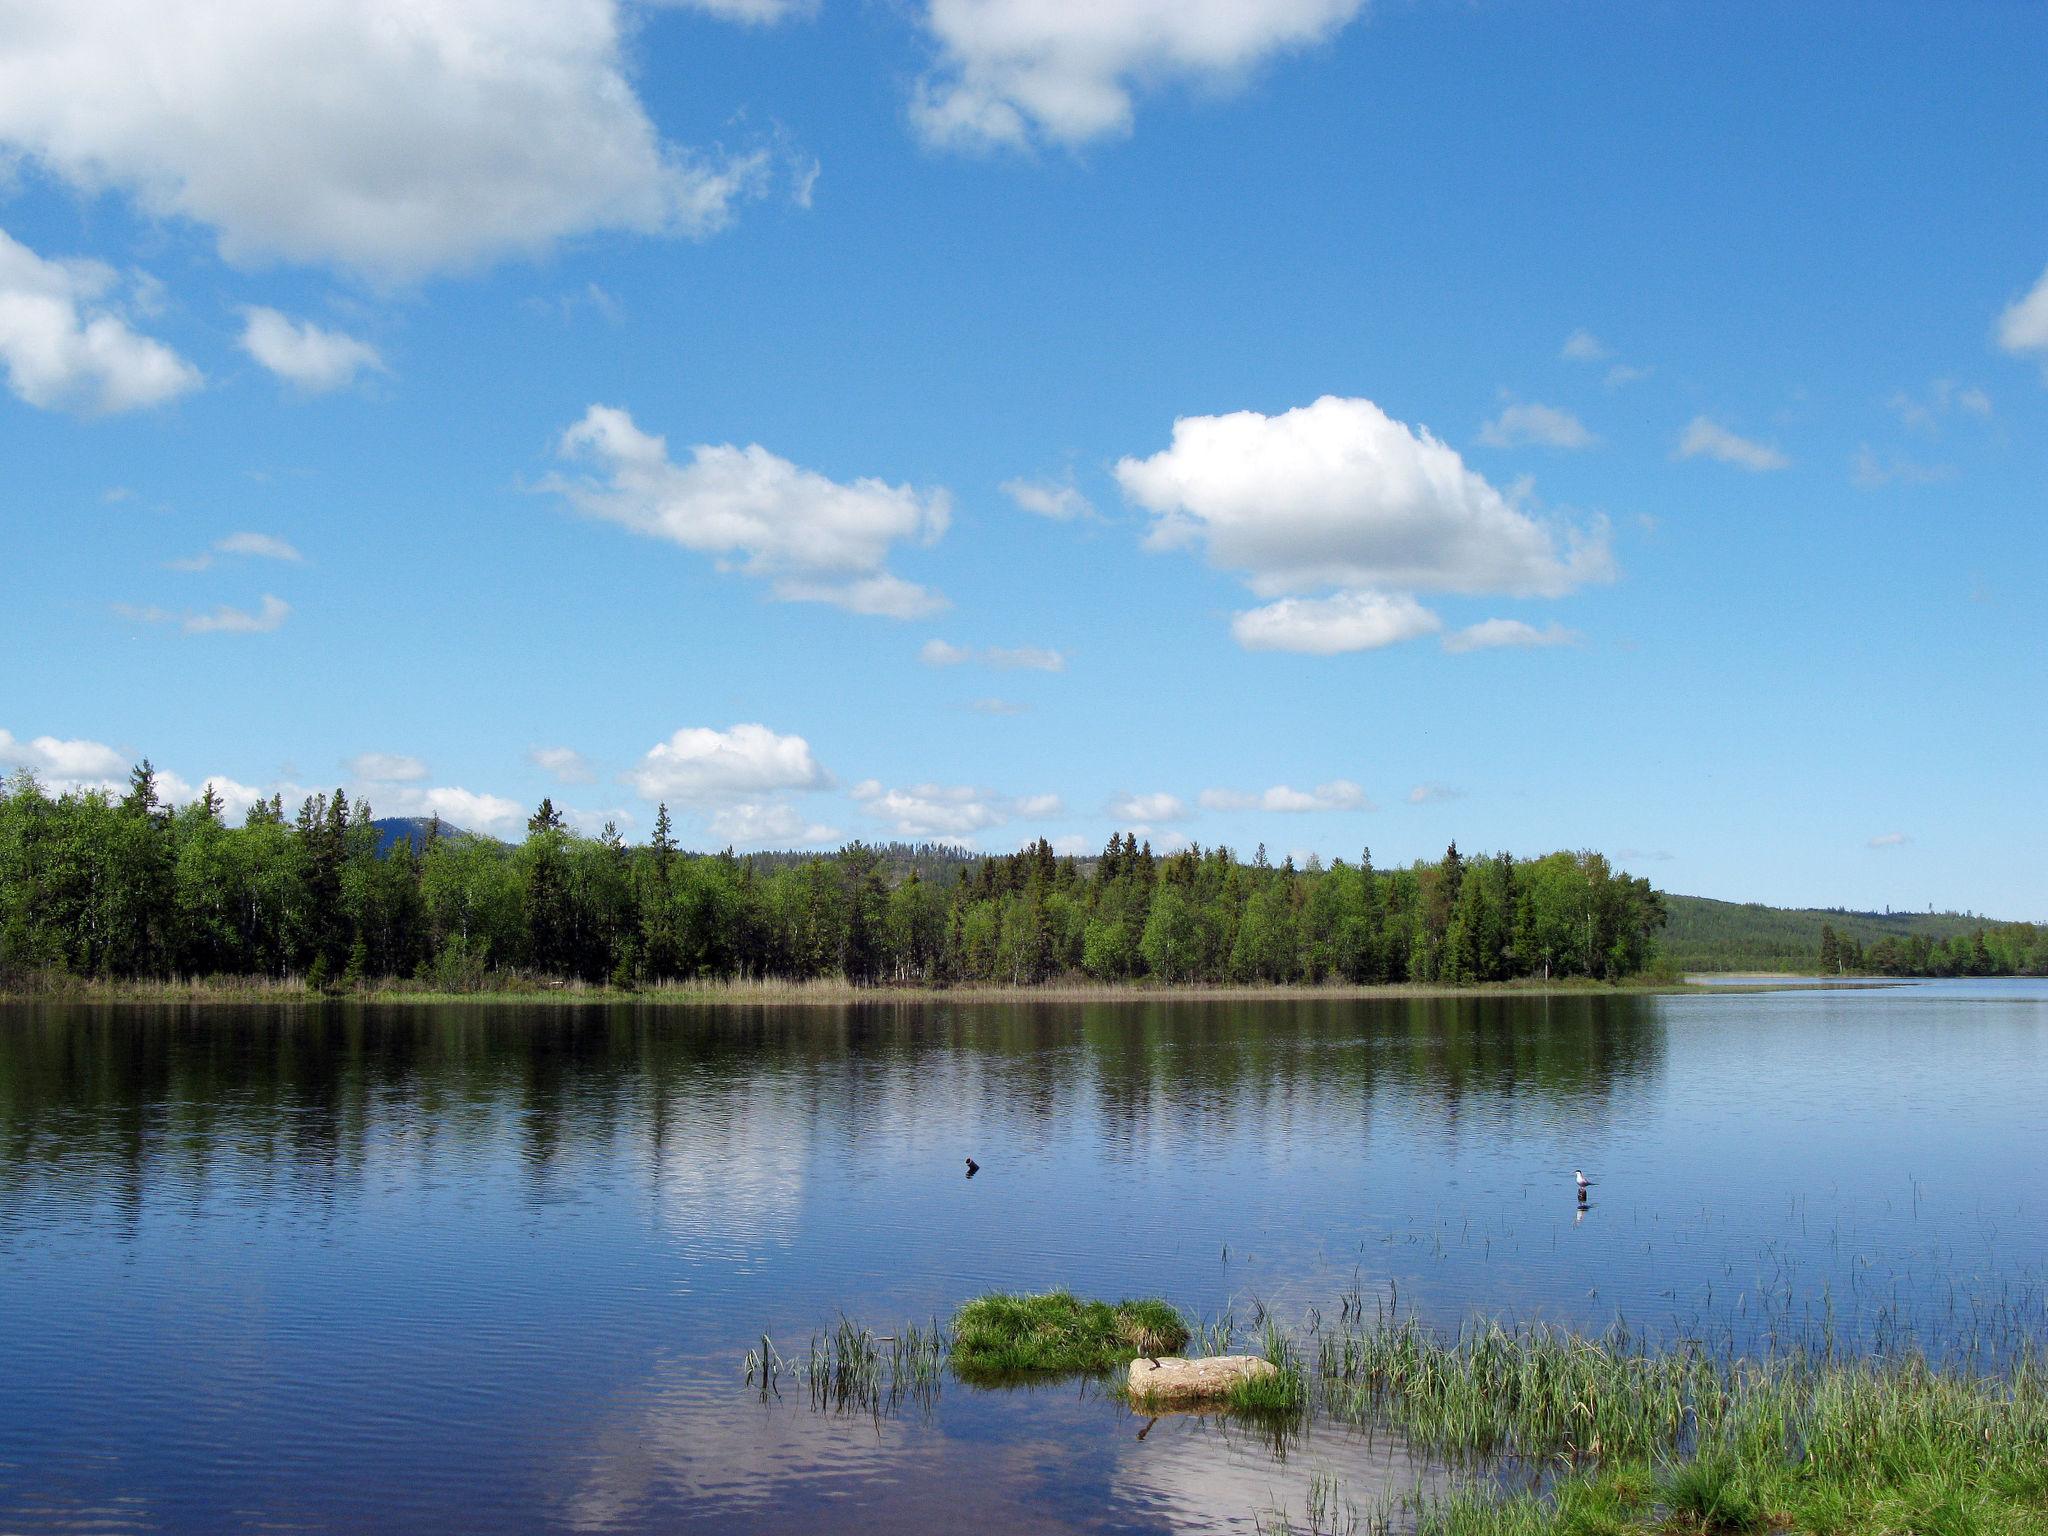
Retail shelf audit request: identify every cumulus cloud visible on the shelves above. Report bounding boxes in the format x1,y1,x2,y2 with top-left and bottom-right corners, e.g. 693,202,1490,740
239,307,384,391
0,0,777,279
348,752,428,783
117,594,291,634
0,730,271,818
1198,781,1370,814
0,227,200,413
169,531,304,571
0,729,130,783
1867,831,1911,849
1478,401,1596,450
1675,417,1788,472
550,405,950,618
1560,329,1609,362
1107,791,1187,822
1442,618,1582,654
1997,264,2048,362
1000,476,1094,520
527,745,597,784
918,638,1064,670
911,0,1365,149
379,784,525,834
851,779,1059,840
625,724,828,805
1119,396,1612,657
706,801,839,848
1231,591,1443,655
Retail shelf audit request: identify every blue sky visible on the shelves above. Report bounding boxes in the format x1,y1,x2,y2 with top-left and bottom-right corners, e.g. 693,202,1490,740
3,0,2046,915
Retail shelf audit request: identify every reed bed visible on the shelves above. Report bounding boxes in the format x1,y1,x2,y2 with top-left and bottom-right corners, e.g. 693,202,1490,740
744,1318,945,1416
1266,1309,2048,1536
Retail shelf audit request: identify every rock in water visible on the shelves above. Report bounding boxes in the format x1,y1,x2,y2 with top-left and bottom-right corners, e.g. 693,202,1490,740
1126,1354,1278,1404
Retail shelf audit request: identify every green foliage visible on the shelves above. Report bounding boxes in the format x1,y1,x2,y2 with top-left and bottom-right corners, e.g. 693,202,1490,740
0,769,1672,989
950,1291,1189,1377
1663,894,2048,977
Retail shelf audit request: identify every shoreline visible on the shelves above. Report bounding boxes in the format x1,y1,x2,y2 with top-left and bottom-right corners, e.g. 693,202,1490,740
0,973,1846,1007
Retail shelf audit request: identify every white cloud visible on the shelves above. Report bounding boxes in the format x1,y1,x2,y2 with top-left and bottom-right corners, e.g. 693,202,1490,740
0,227,199,413
239,307,384,391
1850,446,1953,489
0,731,272,819
1867,831,1911,849
1675,417,1788,472
664,0,815,22
551,405,950,618
1000,476,1094,520
1407,783,1462,805
1120,396,1614,610
1560,329,1609,362
171,530,305,571
0,729,129,783
625,724,828,804
217,531,303,562
706,801,839,848
348,752,428,783
1889,379,1992,432
0,0,777,280
118,594,291,635
1199,781,1370,814
1107,791,1186,822
1605,363,1650,388
1442,618,1582,654
851,779,1059,840
967,697,1028,716
1478,401,1596,450
382,784,525,834
1231,591,1443,655
919,638,1064,670
527,745,597,784
911,0,1365,149
1997,264,2048,362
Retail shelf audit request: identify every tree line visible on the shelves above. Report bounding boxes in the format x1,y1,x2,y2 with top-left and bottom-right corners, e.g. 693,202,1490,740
0,763,1669,990
1819,921,2048,978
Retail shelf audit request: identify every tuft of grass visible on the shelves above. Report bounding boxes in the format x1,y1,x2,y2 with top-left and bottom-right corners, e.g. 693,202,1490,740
1231,1317,1311,1414
950,1290,1189,1377
1658,1450,1763,1534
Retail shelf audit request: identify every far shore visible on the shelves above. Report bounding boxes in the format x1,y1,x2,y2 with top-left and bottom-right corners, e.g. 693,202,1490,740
0,972,1869,1007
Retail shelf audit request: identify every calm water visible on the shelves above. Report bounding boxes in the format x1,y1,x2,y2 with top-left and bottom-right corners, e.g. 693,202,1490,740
1,983,2044,1533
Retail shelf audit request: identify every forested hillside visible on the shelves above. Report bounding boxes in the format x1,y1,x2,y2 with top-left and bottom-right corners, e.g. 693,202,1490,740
1661,894,2048,976
0,762,1666,990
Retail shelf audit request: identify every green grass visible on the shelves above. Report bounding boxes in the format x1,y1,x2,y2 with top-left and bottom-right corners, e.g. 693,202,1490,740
1310,1317,2048,1536
951,1290,1190,1377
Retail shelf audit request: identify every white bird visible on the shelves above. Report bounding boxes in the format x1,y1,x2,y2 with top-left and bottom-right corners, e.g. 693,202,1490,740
1574,1169,1591,1194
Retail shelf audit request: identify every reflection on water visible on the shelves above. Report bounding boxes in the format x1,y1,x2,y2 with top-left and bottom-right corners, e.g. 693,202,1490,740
0,986,2043,1533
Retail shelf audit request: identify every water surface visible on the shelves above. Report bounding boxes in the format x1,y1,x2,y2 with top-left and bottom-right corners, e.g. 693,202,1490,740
1,983,2043,1532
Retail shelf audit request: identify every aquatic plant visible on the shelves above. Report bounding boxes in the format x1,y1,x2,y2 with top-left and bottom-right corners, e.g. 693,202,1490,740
950,1290,1189,1377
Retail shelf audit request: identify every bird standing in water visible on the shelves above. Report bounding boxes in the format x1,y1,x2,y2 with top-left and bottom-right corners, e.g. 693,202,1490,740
1574,1169,1590,1202
965,1158,979,1178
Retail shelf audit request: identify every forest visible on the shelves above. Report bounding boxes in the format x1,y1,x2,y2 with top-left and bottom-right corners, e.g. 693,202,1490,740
0,763,1669,990
1659,894,2048,977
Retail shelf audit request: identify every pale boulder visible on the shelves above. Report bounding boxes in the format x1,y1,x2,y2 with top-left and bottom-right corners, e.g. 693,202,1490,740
1126,1354,1277,1404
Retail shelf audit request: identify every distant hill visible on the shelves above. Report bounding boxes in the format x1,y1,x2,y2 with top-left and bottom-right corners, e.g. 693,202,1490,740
1660,894,2014,972
370,817,478,856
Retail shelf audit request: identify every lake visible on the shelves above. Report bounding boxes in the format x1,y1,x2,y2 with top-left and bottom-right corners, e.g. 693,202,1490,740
2,981,2044,1533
